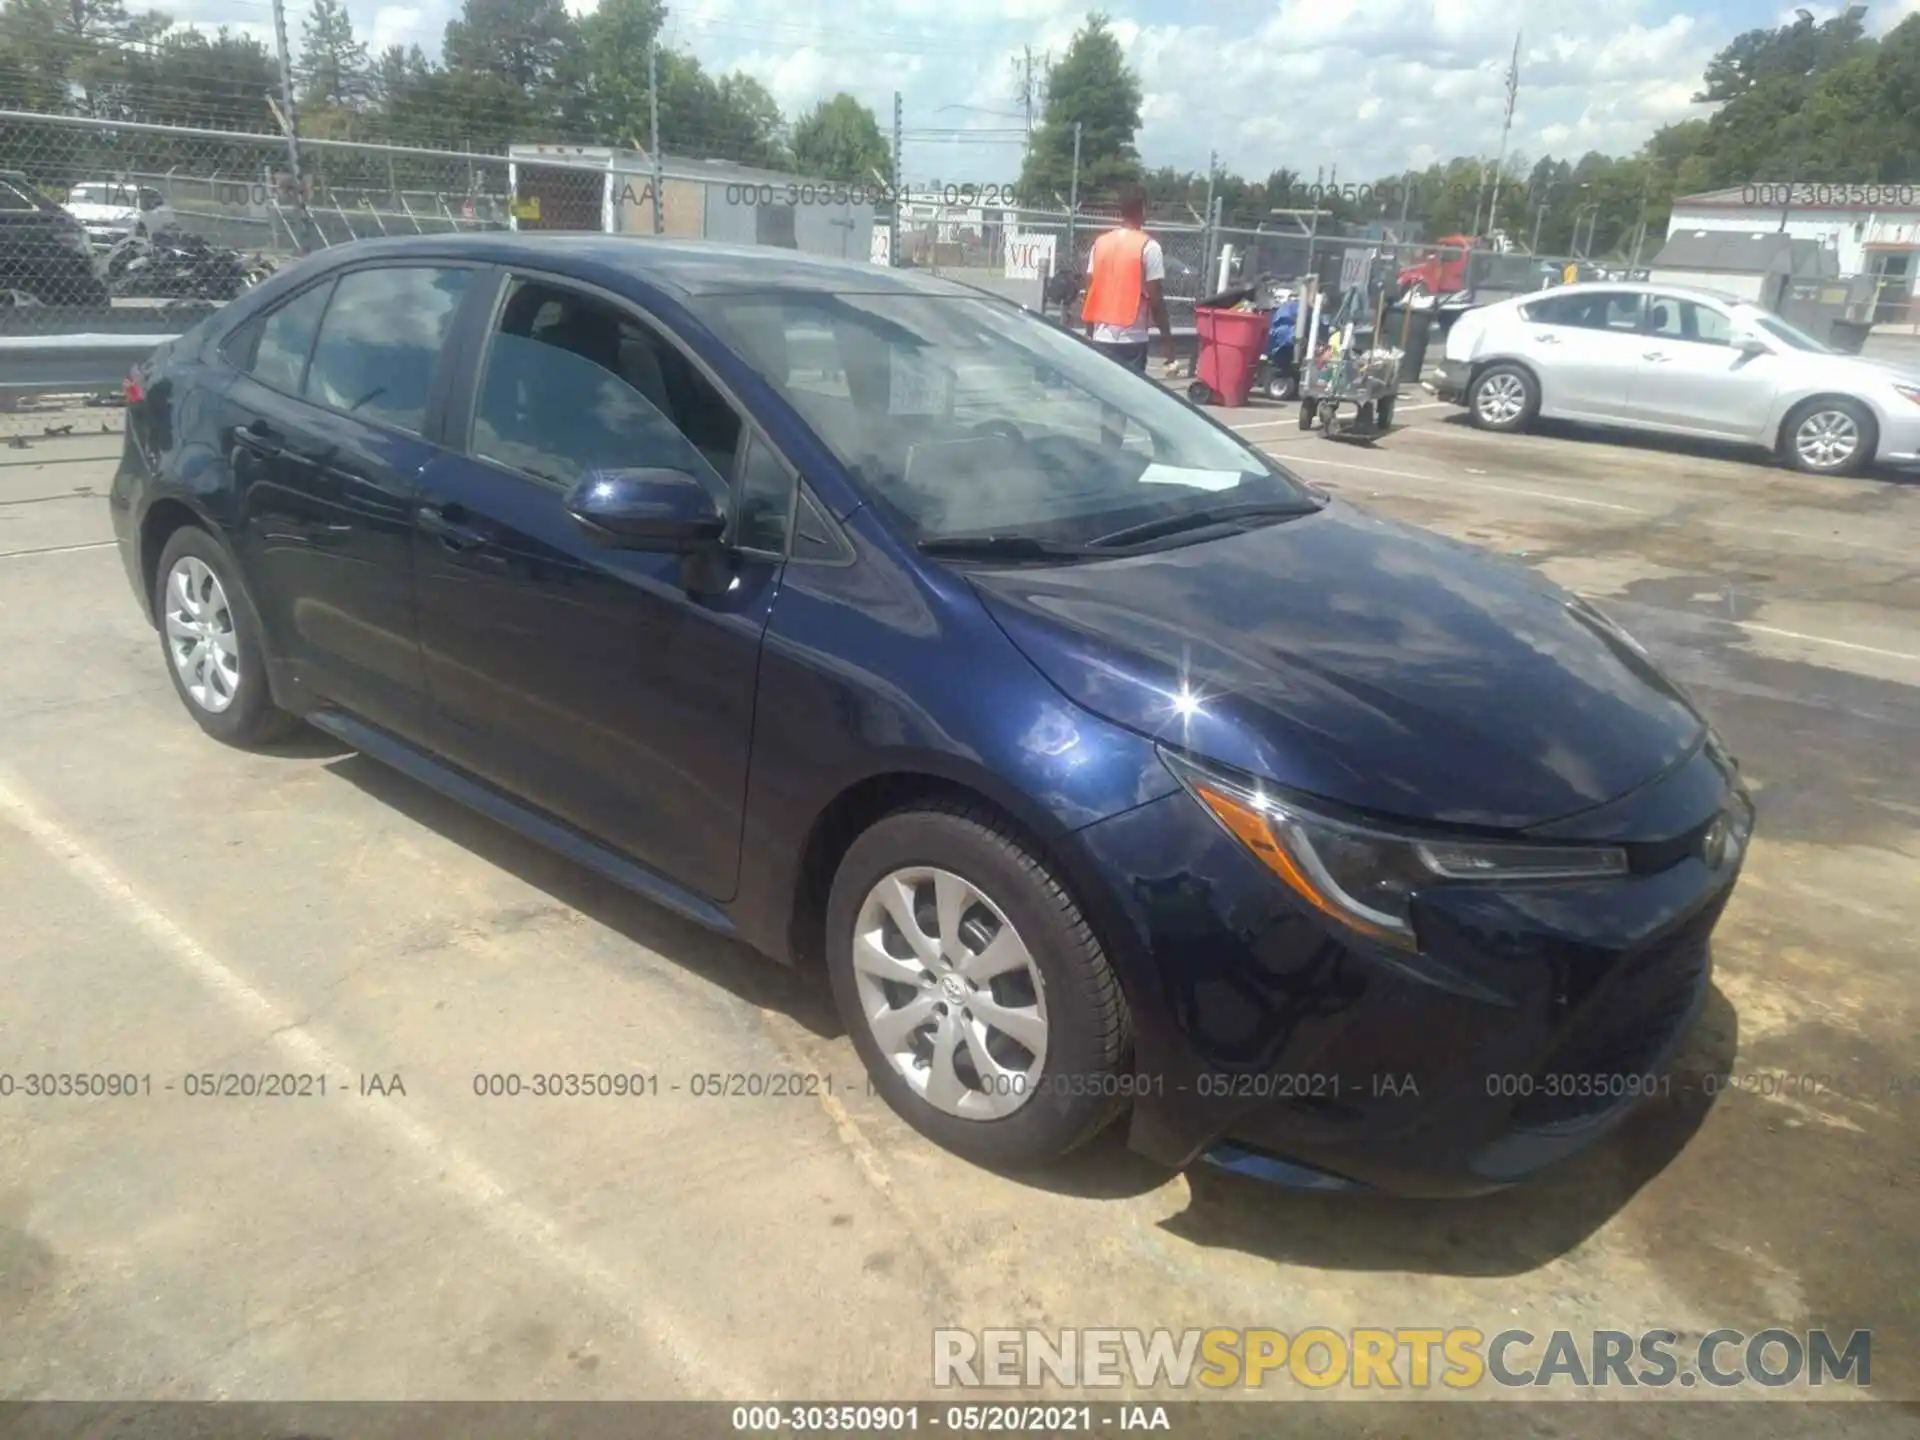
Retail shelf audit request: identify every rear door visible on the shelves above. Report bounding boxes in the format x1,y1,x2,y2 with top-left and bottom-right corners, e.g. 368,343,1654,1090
1627,295,1779,439
1517,289,1648,420
412,271,791,901
223,262,478,741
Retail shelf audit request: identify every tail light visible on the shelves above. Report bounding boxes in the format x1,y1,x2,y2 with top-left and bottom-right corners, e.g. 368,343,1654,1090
124,371,145,405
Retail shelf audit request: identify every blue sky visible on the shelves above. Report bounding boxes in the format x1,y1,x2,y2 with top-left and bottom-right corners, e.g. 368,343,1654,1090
202,1,1920,181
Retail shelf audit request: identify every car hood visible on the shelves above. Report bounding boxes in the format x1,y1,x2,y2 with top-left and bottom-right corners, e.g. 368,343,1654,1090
969,502,1705,831
65,204,136,225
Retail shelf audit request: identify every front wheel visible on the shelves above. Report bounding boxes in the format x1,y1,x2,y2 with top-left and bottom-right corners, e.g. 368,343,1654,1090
825,804,1131,1169
1783,398,1874,477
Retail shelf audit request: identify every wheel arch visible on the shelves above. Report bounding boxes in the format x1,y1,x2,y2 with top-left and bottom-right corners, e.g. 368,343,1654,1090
783,765,1111,982
1774,392,1880,459
137,495,220,622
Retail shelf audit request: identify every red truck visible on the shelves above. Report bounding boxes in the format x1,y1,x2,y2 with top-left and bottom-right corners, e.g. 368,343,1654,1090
1397,234,1478,297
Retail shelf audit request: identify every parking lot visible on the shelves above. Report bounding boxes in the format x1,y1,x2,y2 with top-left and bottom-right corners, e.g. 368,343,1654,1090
2,390,1917,1428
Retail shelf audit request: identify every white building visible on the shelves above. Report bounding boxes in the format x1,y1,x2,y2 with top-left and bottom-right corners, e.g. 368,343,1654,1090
1666,184,1920,323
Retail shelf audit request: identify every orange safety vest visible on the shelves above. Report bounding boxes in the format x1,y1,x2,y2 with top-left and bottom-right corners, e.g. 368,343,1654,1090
1081,227,1150,328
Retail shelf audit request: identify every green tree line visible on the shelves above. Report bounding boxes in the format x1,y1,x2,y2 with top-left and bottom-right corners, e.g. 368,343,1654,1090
0,0,891,178
1029,9,1920,259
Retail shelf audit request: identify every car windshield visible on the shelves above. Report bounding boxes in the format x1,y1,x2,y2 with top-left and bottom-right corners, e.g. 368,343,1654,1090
68,184,134,205
1753,313,1834,354
695,291,1314,548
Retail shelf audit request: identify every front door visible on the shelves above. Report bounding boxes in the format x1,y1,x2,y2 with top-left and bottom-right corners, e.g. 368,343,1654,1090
1521,289,1649,421
413,274,789,902
1628,295,1779,440
225,263,475,740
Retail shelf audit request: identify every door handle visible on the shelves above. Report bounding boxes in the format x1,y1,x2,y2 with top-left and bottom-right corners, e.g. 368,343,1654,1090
1642,351,1671,362
232,420,283,458
1533,333,1560,344
417,503,491,551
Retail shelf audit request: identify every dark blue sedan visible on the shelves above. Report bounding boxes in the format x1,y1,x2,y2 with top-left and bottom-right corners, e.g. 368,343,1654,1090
111,235,1753,1197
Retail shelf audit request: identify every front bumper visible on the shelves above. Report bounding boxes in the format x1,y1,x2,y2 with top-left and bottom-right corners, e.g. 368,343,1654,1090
1071,740,1746,1198
1873,407,1920,467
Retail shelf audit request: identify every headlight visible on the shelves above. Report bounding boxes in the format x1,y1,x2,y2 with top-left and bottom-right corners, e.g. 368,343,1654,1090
1161,750,1628,952
1894,383,1920,408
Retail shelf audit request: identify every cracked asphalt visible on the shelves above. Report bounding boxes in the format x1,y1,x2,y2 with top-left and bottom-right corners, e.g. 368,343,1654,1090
0,385,1916,1439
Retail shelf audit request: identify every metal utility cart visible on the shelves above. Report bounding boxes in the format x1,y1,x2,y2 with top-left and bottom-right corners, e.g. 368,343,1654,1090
1297,282,1402,443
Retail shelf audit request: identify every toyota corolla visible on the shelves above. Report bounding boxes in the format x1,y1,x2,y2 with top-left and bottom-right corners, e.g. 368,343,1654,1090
111,235,1752,1197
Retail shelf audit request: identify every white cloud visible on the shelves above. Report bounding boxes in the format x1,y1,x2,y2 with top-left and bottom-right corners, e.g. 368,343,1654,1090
218,0,1752,185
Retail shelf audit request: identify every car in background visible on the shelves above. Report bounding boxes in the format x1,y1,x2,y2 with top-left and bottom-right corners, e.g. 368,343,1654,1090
1436,282,1920,476
114,235,1751,1198
0,170,110,307
63,180,174,253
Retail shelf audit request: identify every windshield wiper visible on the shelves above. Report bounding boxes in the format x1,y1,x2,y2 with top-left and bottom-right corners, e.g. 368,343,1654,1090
916,534,1096,561
1088,498,1321,550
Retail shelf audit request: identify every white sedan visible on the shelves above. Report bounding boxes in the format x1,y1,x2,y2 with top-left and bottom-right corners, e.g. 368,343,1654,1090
1434,282,1920,476
62,181,175,252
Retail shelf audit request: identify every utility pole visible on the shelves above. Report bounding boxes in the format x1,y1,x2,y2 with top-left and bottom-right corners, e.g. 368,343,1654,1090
890,90,904,266
647,39,663,235
268,0,313,252
1065,120,1082,266
1202,148,1217,282
1485,31,1521,241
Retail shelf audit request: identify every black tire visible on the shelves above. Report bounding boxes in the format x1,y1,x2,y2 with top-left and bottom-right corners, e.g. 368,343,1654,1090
1467,362,1538,433
1377,395,1396,429
1298,397,1318,431
1780,397,1875,477
1187,380,1214,405
152,525,301,747
825,803,1132,1169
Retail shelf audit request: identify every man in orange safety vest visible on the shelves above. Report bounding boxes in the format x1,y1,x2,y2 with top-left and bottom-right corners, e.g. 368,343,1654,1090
1080,183,1176,375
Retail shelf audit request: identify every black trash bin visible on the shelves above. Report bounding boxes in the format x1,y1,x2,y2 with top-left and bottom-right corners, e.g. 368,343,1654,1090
1827,318,1872,355
1379,306,1434,387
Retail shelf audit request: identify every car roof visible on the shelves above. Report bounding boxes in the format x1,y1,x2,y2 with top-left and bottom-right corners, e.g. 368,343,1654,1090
296,232,988,303
1508,280,1757,309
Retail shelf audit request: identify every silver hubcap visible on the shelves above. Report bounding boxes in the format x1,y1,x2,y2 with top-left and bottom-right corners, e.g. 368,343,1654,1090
164,556,240,713
851,866,1049,1120
1476,372,1526,425
1795,410,1858,470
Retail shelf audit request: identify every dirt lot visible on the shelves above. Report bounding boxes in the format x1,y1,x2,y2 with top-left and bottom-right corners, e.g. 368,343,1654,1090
1,392,1916,1435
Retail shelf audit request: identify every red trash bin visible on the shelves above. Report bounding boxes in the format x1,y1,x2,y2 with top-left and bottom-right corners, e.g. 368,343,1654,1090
1189,306,1268,408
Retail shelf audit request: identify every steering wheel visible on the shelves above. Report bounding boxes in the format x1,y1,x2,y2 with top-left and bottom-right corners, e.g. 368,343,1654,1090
967,420,1025,443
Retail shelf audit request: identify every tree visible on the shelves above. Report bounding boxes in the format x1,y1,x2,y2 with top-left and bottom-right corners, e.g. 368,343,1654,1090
655,50,787,167
443,0,577,94
1017,11,1141,206
790,94,887,183
1697,8,1869,103
300,0,369,111
579,0,664,146
371,42,432,111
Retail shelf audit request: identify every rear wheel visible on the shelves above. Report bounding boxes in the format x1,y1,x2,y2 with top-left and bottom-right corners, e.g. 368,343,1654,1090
1377,395,1397,429
1468,363,1537,433
153,526,300,746
1299,397,1319,431
825,804,1131,1169
1783,398,1874,477
1186,380,1214,405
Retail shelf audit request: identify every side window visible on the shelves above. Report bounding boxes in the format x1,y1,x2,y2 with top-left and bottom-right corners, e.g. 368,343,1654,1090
734,432,793,553
1648,299,1731,346
471,278,742,495
232,280,334,393
1596,293,1646,332
303,265,471,435
1524,293,1587,327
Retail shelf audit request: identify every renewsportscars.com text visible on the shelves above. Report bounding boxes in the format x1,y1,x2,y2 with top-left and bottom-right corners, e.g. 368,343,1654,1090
933,1327,1871,1391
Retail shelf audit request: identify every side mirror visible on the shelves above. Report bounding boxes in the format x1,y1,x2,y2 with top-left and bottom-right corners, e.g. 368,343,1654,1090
565,467,725,551
1733,333,1769,357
